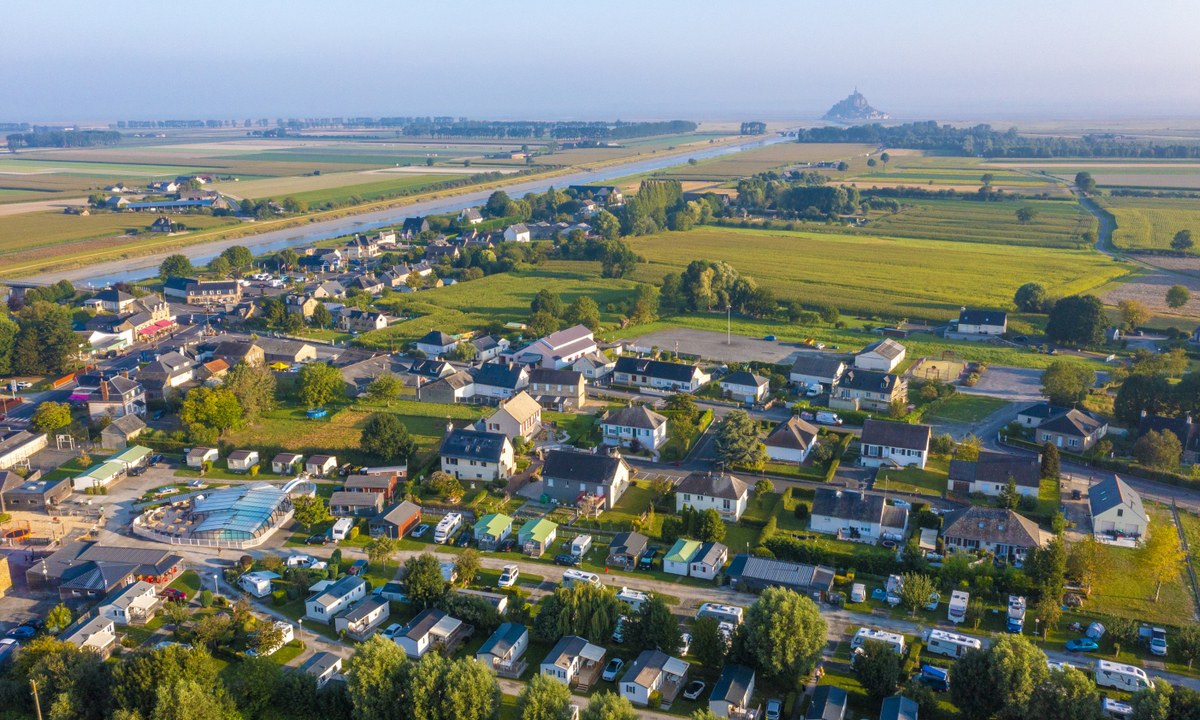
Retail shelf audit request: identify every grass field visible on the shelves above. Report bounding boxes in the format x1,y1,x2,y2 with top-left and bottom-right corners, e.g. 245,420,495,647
627,226,1129,320
1101,195,1200,251
0,210,241,257
984,160,1200,191
876,457,949,496
210,171,449,201
859,198,1095,248
1087,507,1196,625
922,395,1009,424
655,142,876,180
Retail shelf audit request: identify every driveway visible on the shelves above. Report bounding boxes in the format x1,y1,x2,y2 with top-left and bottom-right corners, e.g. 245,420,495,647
957,366,1044,404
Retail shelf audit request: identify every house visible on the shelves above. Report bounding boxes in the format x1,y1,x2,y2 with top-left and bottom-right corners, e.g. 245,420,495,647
720,371,770,404
0,430,48,471
810,488,908,542
790,355,848,390
369,501,421,539
528,368,586,410
1138,412,1200,465
1035,409,1108,452
472,362,530,401
503,223,531,242
167,279,243,306
507,325,598,369
1089,475,1149,540
956,309,1008,337
212,340,265,367
29,542,182,601
334,596,391,640
395,608,465,658
239,571,280,598
89,288,137,314
518,518,559,556
440,429,515,482
859,419,931,469
306,455,338,477
600,405,668,451
476,622,529,676
329,491,384,517
690,541,729,581
607,531,649,569
855,339,906,372
763,416,820,463
408,358,457,382
305,575,367,623
421,371,475,404
227,449,259,473
880,696,919,720
98,581,161,625
726,554,836,597
257,338,317,365
271,452,304,474
948,452,1041,497
473,513,514,550
416,330,460,358
619,649,690,706
830,369,907,413
100,414,146,450
573,351,616,381
343,467,402,502
664,539,702,576
72,460,125,491
569,185,624,205
612,356,710,392
186,447,218,468
472,335,510,362
299,652,343,689
311,280,346,299
675,471,751,522
709,664,757,719
540,449,631,510
340,309,389,333
62,615,118,659
941,506,1044,565
401,216,430,238
137,353,194,400
459,207,483,225
1015,403,1069,428
806,685,848,720
0,471,70,512
541,635,607,689
87,376,146,419
285,294,321,319
482,391,542,441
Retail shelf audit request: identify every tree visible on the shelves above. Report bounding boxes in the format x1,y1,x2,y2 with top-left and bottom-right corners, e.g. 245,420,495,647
695,508,727,543
1041,442,1060,479
754,478,775,499
965,597,986,630
950,649,997,720
31,401,72,433
1015,207,1038,224
714,410,767,471
0,313,17,377
1119,299,1151,331
691,615,727,668
1176,624,1200,669
361,413,419,464
14,302,83,375
691,711,723,720
223,360,276,421
852,639,902,701
45,603,72,635
516,673,575,720
425,471,464,502
1013,283,1048,313
291,495,329,532
981,173,995,187
1029,667,1102,720
629,594,682,655
207,255,231,277
151,678,236,720
1033,594,1061,639
1075,171,1096,193
1140,525,1186,602
311,302,333,328
275,247,299,271
592,209,621,240
1066,535,1104,595
448,342,477,362
1041,360,1096,406
998,478,1020,510
364,536,400,569
1046,295,1106,346
988,635,1049,720
534,583,622,645
565,296,601,331
220,245,254,273
1108,616,1139,655
898,572,936,617
664,393,699,423
404,552,447,607
364,373,404,405
229,655,281,718
530,289,564,318
298,362,344,409
1130,680,1173,720
345,635,407,720
1133,429,1183,470
580,692,637,720
1167,284,1191,309
739,587,827,687
455,549,481,587
1172,229,1194,252
158,254,194,279
179,386,243,442
1115,373,1173,425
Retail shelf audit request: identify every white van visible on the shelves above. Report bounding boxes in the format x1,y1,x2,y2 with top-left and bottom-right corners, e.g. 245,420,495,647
815,411,842,426
925,629,982,659
1095,660,1154,692
948,590,969,624
561,569,601,589
697,603,745,626
850,583,866,603
434,513,463,544
1102,698,1134,720
330,518,354,541
852,627,905,656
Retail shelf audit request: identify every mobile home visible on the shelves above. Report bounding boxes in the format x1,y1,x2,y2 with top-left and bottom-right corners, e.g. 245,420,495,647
696,603,744,626
616,587,648,612
561,569,601,589
434,513,463,544
851,627,905,656
925,629,983,659
331,518,354,541
1095,660,1154,692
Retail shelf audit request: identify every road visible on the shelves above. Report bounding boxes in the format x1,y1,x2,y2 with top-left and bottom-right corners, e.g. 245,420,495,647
23,134,788,288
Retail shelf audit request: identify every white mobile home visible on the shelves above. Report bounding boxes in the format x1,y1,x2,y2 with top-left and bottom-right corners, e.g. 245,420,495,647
851,627,905,656
1095,660,1154,692
925,629,982,659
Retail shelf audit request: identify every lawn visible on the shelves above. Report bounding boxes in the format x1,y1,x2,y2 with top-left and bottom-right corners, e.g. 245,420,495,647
543,410,600,447
169,569,203,597
857,197,1092,249
922,395,1009,424
875,458,949,497
1087,507,1196,625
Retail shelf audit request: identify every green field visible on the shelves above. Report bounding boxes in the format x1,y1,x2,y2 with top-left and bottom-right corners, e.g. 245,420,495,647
655,142,876,180
860,198,1095,248
1101,195,1200,251
627,226,1129,320
0,210,241,257
922,394,1010,424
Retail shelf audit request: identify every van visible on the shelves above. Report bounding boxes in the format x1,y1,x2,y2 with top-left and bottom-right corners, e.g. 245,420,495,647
561,569,601,589
850,583,866,603
616,587,648,612
815,411,842,426
919,665,950,692
1102,698,1134,720
851,627,905,656
434,513,463,544
1095,660,1154,692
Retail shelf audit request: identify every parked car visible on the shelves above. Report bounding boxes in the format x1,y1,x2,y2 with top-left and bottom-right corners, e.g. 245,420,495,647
5,625,37,640
129,465,148,477
638,547,659,570
602,657,625,682
682,680,707,701
149,454,164,466
411,524,430,539
304,534,328,545
890,498,912,510
763,335,776,341
380,624,404,640
498,565,519,588
455,532,473,548
611,616,627,644
497,538,515,553
554,554,579,567
1065,638,1099,653
766,698,783,720
160,588,188,603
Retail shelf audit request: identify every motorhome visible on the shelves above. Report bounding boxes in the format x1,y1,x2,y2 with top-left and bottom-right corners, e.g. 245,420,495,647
886,575,904,606
331,518,354,541
1102,698,1134,720
925,629,983,659
948,590,969,624
1095,660,1154,692
851,627,906,656
696,603,744,626
560,569,601,589
569,534,593,558
434,513,463,544
1006,595,1026,633
616,587,648,612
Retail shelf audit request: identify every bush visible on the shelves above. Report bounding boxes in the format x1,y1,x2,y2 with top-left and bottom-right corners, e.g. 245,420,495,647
756,515,778,550
271,589,287,606
199,590,214,608
794,502,810,521
348,526,360,540
648,690,662,709
249,464,259,477
902,640,924,675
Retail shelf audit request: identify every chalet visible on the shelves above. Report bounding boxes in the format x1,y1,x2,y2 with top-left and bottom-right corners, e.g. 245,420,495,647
720,371,770,404
528,367,586,410
805,685,848,720
664,539,702,576
369,501,422,539
830,369,906,413
416,330,459,357
439,429,515,482
710,664,757,719
859,419,931,469
299,652,342,689
540,635,607,689
333,596,391,640
477,623,529,677
506,325,598,370
540,449,631,510
1035,409,1108,452
306,454,338,477
473,513,514,550
880,696,919,720
810,488,908,542
98,581,161,625
503,223,531,242
396,607,465,658
329,491,385,517
854,339,906,372
305,575,367,622
956,309,1008,338
675,471,750,522
948,452,1041,498
689,541,729,580
271,452,304,474
612,356,710,393
62,615,118,659
600,405,668,451
1089,475,1149,540
482,391,542,441
763,416,820,463
518,518,558,555
226,449,260,473
619,649,690,706
573,351,616,381
606,531,649,569
187,447,218,468
941,506,1044,565
726,554,837,597
472,362,530,401
343,468,401,502
340,309,389,333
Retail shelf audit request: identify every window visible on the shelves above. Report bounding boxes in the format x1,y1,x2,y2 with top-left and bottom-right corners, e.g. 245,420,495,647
1117,509,1123,517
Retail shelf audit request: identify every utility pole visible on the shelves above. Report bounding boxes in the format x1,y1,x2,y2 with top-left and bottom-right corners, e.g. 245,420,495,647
726,305,731,346
31,679,43,720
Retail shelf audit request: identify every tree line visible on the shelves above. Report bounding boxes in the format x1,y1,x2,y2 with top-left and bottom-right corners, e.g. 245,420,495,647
6,130,121,149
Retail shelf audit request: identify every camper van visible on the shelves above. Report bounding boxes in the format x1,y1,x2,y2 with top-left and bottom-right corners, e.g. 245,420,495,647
1095,660,1154,692
948,590,969,624
616,587,649,612
697,603,745,626
434,513,463,544
561,569,601,589
1102,698,1134,720
851,627,906,656
925,629,983,659
919,665,950,693
331,518,354,542
1006,595,1026,633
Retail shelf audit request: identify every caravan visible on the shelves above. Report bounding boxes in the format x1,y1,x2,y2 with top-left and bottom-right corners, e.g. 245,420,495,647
616,587,649,612
434,513,463,544
697,603,745,626
561,569,601,589
852,627,906,656
948,590,969,624
331,518,354,542
1095,660,1154,692
925,629,983,659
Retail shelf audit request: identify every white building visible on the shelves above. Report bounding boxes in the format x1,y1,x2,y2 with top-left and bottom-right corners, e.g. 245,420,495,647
439,429,515,482
600,405,668,450
508,325,598,370
810,488,908,542
98,581,160,625
239,571,281,598
305,575,367,623
675,472,750,522
763,416,820,463
858,419,931,469
1089,475,1149,540
956,309,1008,337
618,649,690,707
854,339,906,372
719,371,769,404
395,608,463,658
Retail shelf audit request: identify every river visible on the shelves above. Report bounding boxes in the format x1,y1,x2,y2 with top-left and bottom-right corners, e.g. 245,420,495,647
29,134,788,288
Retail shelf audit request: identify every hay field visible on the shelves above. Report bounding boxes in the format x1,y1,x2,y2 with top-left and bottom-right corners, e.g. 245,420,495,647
861,198,1095,248
627,226,1129,319
1102,196,1200,251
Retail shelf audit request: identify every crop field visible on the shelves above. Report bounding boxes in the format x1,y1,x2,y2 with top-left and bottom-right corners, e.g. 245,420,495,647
654,142,876,180
1101,195,1200,251
860,198,1095,248
0,210,241,257
627,226,1129,320
213,172,450,203
985,160,1200,190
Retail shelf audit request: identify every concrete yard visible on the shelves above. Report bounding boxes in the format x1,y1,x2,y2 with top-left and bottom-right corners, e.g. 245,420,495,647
632,328,830,365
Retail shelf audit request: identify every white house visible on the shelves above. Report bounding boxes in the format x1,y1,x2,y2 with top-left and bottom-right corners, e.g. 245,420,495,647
239,571,281,598
299,652,343,689
956,309,1008,337
763,416,820,463
482,391,542,441
472,362,530,401
227,449,259,473
689,541,729,581
305,575,367,623
508,325,598,370
859,419,931,469
948,452,1041,498
600,405,668,451
612,356,710,393
440,429,515,482
619,649,690,706
503,223,531,243
395,608,464,658
334,596,391,640
810,488,908,542
664,539,702,576
709,664,756,719
306,454,338,477
789,355,847,390
62,616,118,659
854,339,906,372
272,452,304,474
98,581,160,625
719,371,769,403
541,635,607,687
1089,475,1149,540
415,330,459,358
573,351,616,381
675,472,750,522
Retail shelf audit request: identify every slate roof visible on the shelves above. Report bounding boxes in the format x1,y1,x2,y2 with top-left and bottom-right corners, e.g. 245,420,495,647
1039,409,1105,438
764,416,819,451
948,451,1041,489
836,369,900,392
473,362,527,389
310,575,365,607
676,472,749,501
544,635,605,669
342,596,388,623
694,541,728,568
880,696,919,720
812,488,907,529
721,371,768,388
942,506,1042,548
1017,403,1067,420
299,651,341,677
608,531,649,559
529,367,584,386
541,449,625,485
107,414,147,437
959,309,1008,326
601,405,667,430
613,356,701,382
478,622,527,658
860,419,931,452
806,685,848,720
418,330,456,347
440,429,509,462
621,649,688,688
790,354,849,379
1089,475,1148,522
712,664,756,705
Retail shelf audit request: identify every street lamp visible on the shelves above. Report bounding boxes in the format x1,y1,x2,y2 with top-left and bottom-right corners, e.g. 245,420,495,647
210,573,220,600
297,618,304,644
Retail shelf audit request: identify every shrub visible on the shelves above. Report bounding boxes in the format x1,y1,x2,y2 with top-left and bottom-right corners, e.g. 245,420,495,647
271,589,287,606
902,640,923,675
794,502,810,521
348,526,360,540
199,590,214,608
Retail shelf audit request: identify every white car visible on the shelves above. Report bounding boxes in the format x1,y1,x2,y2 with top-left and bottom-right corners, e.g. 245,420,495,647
890,498,912,510
612,616,627,644
380,624,404,640
498,565,519,588
679,632,692,656
602,657,625,682
682,680,707,701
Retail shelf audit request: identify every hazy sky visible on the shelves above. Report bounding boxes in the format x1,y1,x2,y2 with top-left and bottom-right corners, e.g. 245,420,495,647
4,0,1199,122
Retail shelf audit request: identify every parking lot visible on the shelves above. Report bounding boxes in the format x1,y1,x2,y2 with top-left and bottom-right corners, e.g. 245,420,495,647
633,328,831,365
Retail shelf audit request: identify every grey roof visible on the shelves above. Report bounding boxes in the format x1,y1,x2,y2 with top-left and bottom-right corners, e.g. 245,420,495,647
621,649,688,688
1039,409,1105,438
541,449,625,485
959,309,1008,326
694,541,728,568
812,488,890,524
712,664,755,705
806,685,848,720
764,416,818,451
676,472,749,501
404,608,451,640
107,414,147,436
299,651,341,677
942,506,1042,549
790,354,849,378
860,338,906,360
329,491,383,508
726,554,836,593
948,452,1041,489
342,596,388,623
440,429,509,462
860,419,931,452
601,405,667,430
1018,403,1068,420
478,622,527,658
608,531,649,559
529,367,583,386
613,356,701,383
837,369,900,392
1089,476,1147,522
375,501,421,527
418,331,457,347
880,696,919,720
311,575,366,607
473,335,501,352
721,371,768,388
544,635,605,668
473,362,526,389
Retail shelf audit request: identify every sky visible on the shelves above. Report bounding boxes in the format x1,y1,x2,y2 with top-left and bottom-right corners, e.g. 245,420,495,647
3,0,1199,123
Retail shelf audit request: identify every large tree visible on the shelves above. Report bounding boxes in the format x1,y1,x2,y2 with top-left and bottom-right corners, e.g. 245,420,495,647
111,645,220,719
1133,429,1183,470
695,508,727,543
580,692,637,720
898,573,936,617
533,583,622,645
1140,525,1186,602
988,635,1049,720
345,635,409,720
565,296,601,331
1075,171,1096,193
516,673,574,720
950,648,998,720
1013,282,1048,312
298,362,345,409
738,587,826,688
1118,299,1151,330
852,639,902,701
151,678,237,720
690,615,728,669
1167,284,1192,309
1029,667,1102,720
220,245,254,273
404,552,448,608
365,372,405,404
179,386,243,442
291,495,329,533
629,593,682,655
714,409,767,471
1114,374,1173,425
530,288,565,318
1045,295,1106,346
1066,535,1104,596
14,302,82,375
1041,360,1096,406
223,360,277,421
361,413,419,464
159,254,194,279
31,401,72,434
1172,229,1194,252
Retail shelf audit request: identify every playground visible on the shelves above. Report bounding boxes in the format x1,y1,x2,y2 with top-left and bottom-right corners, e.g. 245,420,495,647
906,354,967,383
